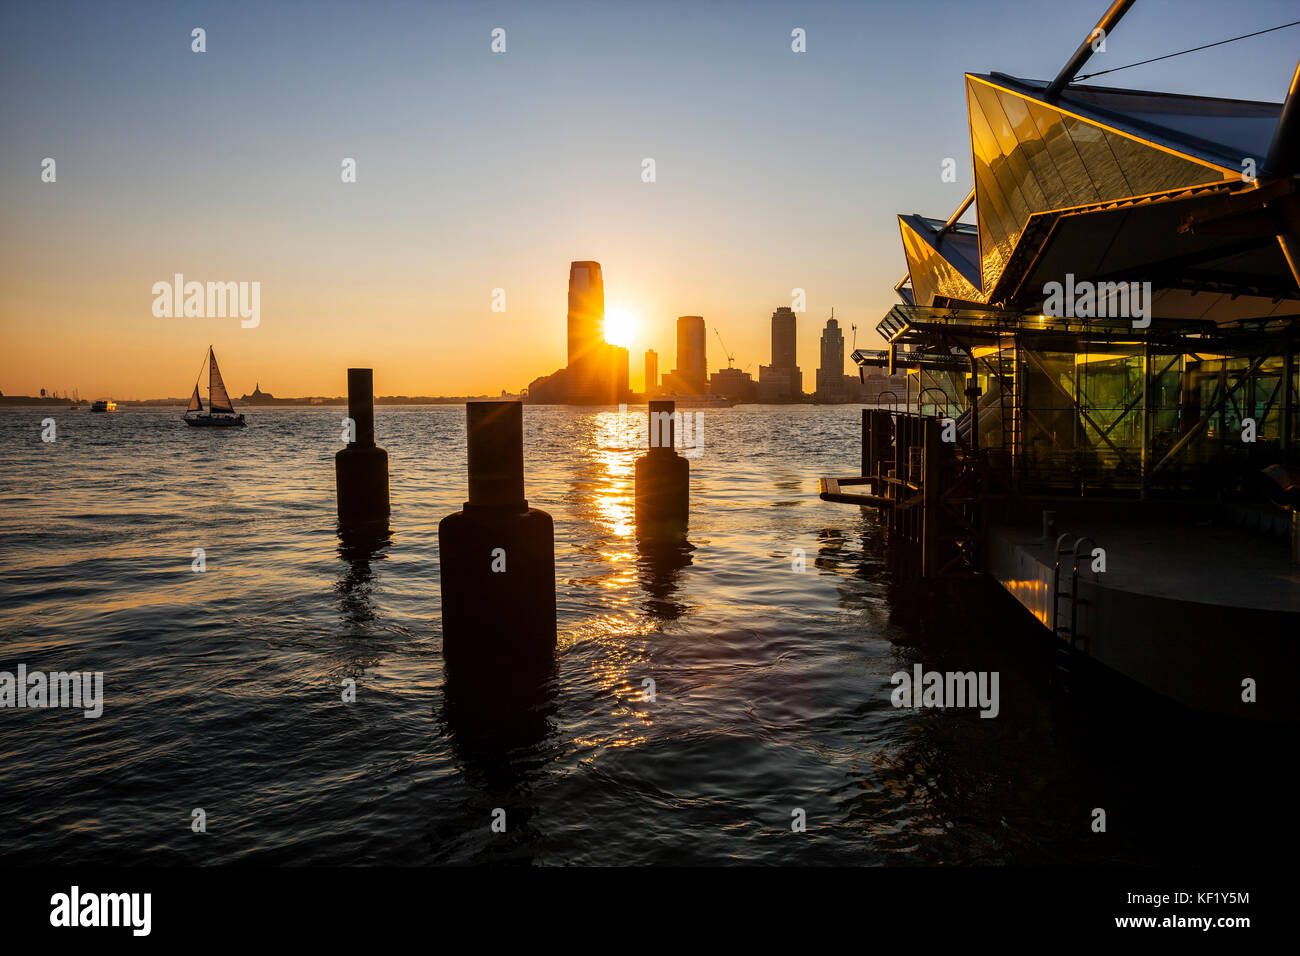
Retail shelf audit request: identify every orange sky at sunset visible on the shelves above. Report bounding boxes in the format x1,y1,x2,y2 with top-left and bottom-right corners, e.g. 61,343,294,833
4,0,1295,400
0,229,902,399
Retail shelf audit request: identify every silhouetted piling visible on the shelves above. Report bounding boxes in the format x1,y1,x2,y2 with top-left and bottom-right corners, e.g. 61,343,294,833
335,368,390,525
635,400,689,543
438,400,557,671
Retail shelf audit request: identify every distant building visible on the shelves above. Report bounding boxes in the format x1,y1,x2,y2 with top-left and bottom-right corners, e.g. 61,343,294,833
667,315,707,396
758,306,803,402
710,367,756,403
758,366,803,402
526,367,570,404
241,382,275,403
644,349,659,397
566,261,605,403
815,317,857,403
771,306,796,368
524,260,630,405
605,344,629,404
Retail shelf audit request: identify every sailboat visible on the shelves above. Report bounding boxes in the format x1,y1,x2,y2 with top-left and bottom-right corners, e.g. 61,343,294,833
183,346,247,427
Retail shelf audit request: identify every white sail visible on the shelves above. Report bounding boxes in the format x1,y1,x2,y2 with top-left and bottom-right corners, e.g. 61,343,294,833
208,348,234,413
187,384,203,412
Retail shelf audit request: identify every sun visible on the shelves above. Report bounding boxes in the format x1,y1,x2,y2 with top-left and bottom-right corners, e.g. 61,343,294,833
603,307,638,348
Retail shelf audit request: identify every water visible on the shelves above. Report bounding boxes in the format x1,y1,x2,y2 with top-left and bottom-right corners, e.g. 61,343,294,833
0,405,1286,865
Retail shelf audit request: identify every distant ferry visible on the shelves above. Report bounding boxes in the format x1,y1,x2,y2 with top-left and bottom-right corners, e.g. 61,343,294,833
184,346,246,427
89,400,117,413
660,393,735,409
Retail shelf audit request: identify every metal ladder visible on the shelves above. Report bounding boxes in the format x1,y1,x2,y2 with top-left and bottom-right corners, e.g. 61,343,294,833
990,335,1018,481
1051,533,1096,689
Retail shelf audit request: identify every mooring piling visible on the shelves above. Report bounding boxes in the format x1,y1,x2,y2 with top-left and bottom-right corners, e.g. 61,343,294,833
634,400,689,543
335,368,390,525
438,400,557,669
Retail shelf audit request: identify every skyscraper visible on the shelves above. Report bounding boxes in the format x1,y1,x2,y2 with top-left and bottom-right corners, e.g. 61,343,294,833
815,316,848,402
605,344,629,404
669,315,707,395
644,349,658,397
525,259,629,405
770,306,796,369
759,306,803,402
567,260,605,404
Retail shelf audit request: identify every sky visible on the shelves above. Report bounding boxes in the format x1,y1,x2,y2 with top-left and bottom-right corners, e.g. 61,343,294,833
1,0,1298,399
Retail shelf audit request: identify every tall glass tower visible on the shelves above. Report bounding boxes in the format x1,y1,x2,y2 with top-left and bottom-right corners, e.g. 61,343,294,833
566,261,605,404
673,315,707,395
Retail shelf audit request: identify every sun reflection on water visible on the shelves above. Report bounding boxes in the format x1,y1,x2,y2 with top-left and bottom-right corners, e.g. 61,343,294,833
559,411,666,751
590,410,639,541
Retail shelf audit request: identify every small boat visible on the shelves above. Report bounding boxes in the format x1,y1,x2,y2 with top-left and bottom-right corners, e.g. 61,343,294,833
184,346,246,427
89,400,117,412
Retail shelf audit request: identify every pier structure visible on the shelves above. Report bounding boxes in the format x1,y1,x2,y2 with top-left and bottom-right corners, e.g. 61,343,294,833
634,400,690,543
820,2,1300,720
438,400,557,670
335,368,390,525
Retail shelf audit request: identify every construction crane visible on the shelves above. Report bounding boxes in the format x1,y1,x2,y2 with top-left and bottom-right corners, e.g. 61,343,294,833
714,328,735,369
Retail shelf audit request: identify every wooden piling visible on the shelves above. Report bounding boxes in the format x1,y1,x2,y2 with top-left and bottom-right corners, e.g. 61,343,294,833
635,400,690,543
438,400,557,670
335,368,390,525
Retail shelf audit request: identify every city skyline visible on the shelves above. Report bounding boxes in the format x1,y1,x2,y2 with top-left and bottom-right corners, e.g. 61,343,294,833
3,0,1299,399
4,255,858,402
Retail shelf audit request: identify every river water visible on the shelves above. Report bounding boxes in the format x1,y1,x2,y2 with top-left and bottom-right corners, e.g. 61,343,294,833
0,405,1284,864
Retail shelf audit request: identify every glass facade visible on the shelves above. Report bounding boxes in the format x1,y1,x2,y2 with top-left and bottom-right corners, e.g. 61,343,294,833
899,218,981,307
963,76,1233,298
872,307,1299,496
997,338,1296,494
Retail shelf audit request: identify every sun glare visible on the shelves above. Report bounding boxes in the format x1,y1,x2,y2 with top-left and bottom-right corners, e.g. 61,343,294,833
604,308,638,348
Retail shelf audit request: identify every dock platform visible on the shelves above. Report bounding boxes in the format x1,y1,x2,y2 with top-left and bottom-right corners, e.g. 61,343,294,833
986,521,1299,721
